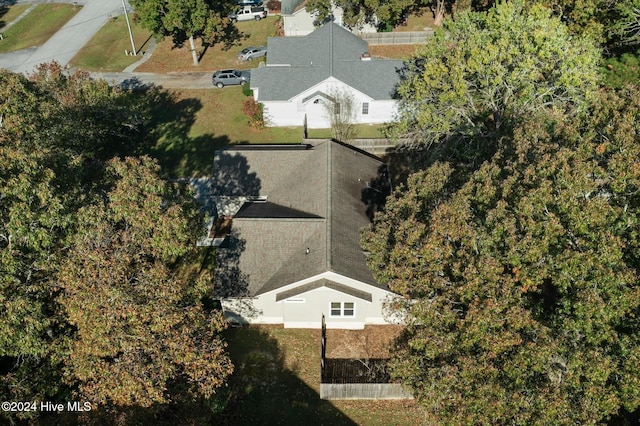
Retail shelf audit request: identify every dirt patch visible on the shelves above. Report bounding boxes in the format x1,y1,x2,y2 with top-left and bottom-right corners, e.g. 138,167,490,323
325,325,404,359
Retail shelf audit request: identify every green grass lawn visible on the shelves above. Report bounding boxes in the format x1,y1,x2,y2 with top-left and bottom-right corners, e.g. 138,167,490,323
0,4,30,29
215,325,423,425
144,87,390,176
69,14,152,72
0,4,80,53
147,88,302,177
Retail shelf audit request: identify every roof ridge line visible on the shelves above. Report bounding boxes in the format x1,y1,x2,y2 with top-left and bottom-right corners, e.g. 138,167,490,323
330,23,333,76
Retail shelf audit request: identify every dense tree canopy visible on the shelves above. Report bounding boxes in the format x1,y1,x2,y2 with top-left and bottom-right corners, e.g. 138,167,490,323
363,2,640,424
364,83,640,425
389,0,600,150
0,65,231,421
58,157,231,407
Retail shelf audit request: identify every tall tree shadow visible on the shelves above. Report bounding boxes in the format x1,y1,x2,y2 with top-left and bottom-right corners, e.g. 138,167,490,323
215,327,358,426
137,87,235,177
41,328,356,425
361,163,392,221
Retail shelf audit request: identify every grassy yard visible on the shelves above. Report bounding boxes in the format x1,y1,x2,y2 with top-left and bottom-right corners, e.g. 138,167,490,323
0,3,30,29
215,325,424,425
147,88,302,177
69,14,152,72
137,16,278,73
394,7,439,32
0,4,80,53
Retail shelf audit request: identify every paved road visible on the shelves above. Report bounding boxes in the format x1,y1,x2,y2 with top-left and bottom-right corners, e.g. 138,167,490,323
0,0,216,88
0,0,125,74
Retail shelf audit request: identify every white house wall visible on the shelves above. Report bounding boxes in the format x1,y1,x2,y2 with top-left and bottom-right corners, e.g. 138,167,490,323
221,271,398,329
262,79,398,128
283,7,316,36
283,4,377,37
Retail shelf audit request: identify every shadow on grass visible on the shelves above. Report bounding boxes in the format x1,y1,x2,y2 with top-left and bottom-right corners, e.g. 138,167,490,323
36,327,355,425
131,84,237,177
215,327,357,426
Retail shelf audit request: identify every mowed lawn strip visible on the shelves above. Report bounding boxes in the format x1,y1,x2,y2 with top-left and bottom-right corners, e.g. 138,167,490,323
0,4,30,29
0,4,81,53
69,14,152,72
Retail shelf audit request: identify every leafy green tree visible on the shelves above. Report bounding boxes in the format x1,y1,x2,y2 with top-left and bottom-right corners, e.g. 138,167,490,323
611,0,640,48
389,0,599,150
306,0,428,29
57,157,232,407
0,66,231,421
601,49,640,88
363,83,640,424
131,0,229,65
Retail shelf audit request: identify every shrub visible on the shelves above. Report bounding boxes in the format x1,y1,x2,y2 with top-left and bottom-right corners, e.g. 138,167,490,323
267,0,281,12
242,98,265,129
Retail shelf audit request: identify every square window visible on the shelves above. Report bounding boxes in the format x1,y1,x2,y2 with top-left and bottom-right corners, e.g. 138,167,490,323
343,302,355,316
330,302,355,317
362,102,369,115
330,302,342,316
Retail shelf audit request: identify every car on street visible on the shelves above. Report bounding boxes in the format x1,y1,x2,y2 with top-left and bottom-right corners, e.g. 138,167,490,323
212,69,250,88
238,46,267,61
237,0,263,5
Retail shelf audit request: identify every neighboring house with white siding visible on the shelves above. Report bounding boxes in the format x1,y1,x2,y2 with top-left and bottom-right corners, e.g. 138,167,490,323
196,140,397,329
283,2,378,36
250,23,403,129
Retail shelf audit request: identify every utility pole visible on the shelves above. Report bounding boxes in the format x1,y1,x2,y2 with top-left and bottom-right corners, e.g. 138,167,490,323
121,0,137,56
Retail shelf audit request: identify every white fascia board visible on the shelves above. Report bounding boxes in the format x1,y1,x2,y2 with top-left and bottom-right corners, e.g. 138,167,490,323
257,271,395,300
292,78,375,103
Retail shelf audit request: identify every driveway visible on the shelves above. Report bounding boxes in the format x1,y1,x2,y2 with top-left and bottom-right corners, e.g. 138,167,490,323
0,0,125,74
91,71,216,89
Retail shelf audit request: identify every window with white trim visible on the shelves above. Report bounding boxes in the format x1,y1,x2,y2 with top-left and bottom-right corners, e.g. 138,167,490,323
362,102,369,115
330,302,355,317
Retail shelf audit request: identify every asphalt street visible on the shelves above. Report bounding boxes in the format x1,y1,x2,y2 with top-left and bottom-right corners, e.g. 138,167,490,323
0,0,215,88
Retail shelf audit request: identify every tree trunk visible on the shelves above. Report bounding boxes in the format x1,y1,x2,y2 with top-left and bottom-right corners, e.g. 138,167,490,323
433,0,445,26
189,34,198,66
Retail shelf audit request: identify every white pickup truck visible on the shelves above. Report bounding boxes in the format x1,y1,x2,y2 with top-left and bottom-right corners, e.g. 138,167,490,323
229,6,268,22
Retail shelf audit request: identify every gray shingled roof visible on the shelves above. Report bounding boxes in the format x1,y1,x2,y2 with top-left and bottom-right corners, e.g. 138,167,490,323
250,23,403,101
211,140,389,297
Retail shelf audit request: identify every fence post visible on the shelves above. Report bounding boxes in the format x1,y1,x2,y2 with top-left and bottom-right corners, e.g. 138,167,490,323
321,314,326,372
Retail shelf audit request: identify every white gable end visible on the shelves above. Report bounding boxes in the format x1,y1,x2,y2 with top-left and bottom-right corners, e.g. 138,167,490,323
221,271,398,329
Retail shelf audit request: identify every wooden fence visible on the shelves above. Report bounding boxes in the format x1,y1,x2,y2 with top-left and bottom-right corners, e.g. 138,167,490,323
320,383,414,400
361,30,433,45
319,315,413,400
348,138,395,155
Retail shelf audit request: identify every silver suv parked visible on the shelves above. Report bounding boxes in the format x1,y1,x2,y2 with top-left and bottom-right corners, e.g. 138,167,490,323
211,69,250,88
